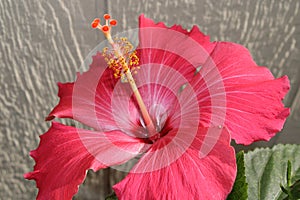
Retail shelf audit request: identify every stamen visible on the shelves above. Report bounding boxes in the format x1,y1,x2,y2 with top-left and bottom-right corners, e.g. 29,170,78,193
91,18,100,29
92,14,156,136
110,19,117,26
102,25,109,32
103,14,111,20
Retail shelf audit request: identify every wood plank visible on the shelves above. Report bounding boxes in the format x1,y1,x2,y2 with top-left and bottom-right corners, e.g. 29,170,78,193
0,0,107,199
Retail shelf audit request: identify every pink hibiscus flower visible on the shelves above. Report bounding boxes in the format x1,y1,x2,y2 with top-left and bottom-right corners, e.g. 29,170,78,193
25,14,289,200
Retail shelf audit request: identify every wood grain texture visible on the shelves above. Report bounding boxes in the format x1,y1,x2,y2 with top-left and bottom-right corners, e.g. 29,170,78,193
0,0,299,199
0,0,109,199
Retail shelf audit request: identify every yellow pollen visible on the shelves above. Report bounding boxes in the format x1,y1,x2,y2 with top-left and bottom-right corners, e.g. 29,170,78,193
102,37,140,79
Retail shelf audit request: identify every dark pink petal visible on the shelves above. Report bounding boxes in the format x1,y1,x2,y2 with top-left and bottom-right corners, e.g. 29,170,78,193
73,57,120,131
208,42,274,84
138,15,216,83
191,41,290,144
136,48,195,82
225,76,290,144
24,122,145,199
113,127,236,199
139,14,216,54
208,42,290,144
46,52,122,131
46,82,74,121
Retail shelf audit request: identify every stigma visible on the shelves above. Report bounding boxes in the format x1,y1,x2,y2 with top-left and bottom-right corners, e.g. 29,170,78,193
91,14,117,43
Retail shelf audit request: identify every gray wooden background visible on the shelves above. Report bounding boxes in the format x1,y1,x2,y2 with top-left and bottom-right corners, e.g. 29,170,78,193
0,0,299,199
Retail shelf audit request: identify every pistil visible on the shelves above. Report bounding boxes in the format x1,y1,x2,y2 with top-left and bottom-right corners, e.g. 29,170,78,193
91,14,156,136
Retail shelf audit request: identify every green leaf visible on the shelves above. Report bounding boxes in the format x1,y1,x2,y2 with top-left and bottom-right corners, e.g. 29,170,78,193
281,161,297,199
227,151,248,200
280,160,300,200
287,160,292,186
290,179,300,199
244,144,300,200
105,192,118,200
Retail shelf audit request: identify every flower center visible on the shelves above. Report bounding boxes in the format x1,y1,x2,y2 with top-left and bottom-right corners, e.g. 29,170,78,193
134,103,172,144
92,14,156,136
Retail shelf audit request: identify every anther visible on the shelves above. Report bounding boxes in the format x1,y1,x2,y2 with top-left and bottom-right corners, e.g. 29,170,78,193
102,25,109,32
104,14,111,20
91,18,100,29
110,19,117,26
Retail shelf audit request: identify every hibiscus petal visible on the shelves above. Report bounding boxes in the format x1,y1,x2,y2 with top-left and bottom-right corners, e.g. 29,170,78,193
24,122,145,199
113,127,236,199
191,42,290,145
139,14,216,55
138,15,216,83
208,42,274,84
46,82,74,121
46,52,124,131
73,59,120,131
225,76,290,144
